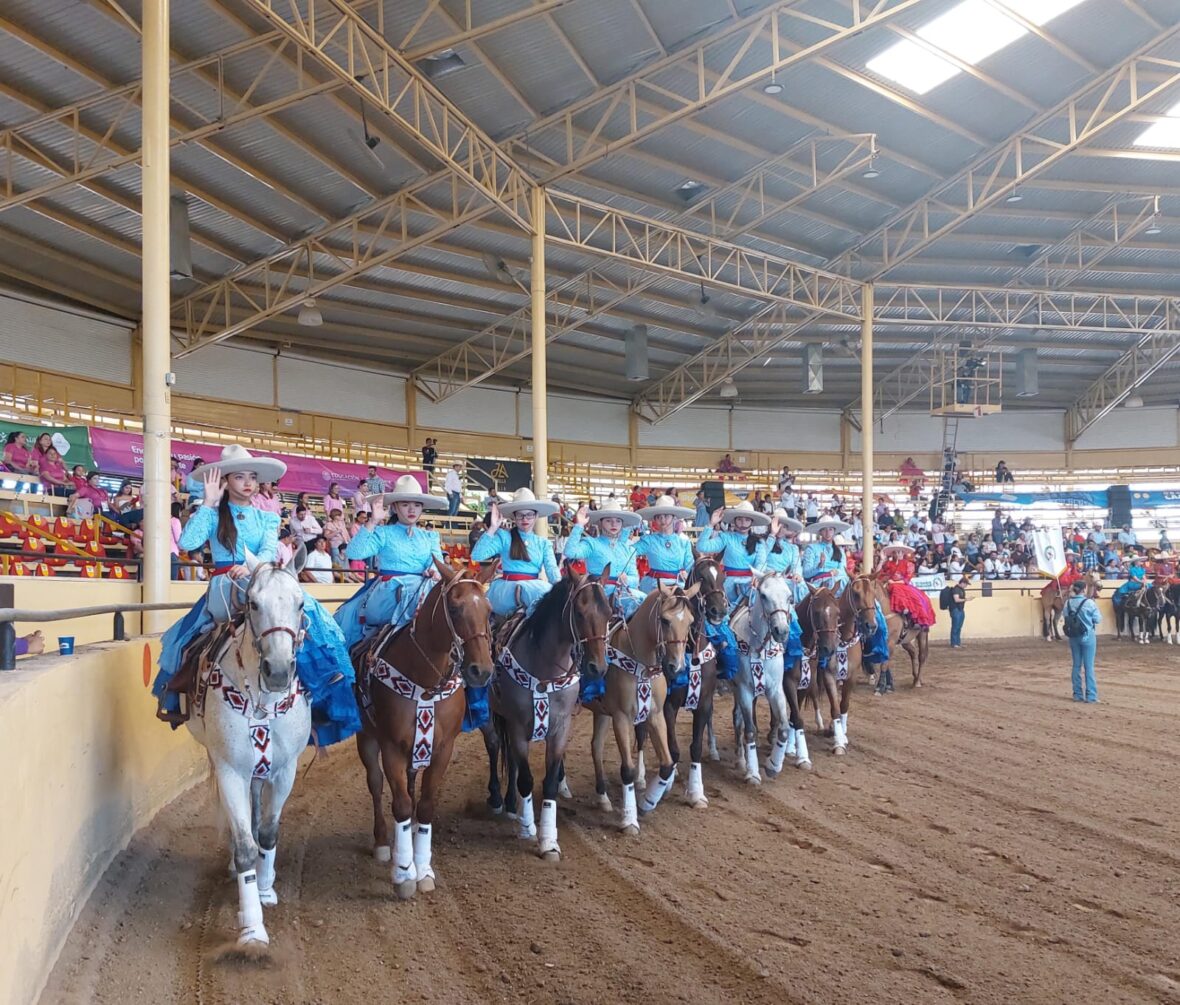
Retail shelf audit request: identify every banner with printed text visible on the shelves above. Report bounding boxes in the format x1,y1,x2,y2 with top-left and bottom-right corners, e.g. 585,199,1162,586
0,420,94,470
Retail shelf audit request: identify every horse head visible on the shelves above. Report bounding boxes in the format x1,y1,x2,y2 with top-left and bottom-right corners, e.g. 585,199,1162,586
566,564,611,680
651,582,700,679
432,557,495,688
801,585,840,662
848,576,879,639
241,562,306,694
688,557,728,626
751,573,794,647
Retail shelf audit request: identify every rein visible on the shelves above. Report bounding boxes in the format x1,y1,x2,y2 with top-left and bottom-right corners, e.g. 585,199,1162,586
398,573,489,695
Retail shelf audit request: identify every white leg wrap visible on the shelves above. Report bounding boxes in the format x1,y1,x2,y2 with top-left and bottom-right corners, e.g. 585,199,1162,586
684,762,707,807
393,819,416,886
640,767,676,814
537,799,560,856
767,734,789,774
840,712,849,743
744,742,761,783
413,824,434,884
794,730,811,768
620,782,639,832
235,869,268,946
517,794,537,840
257,847,277,906
785,726,797,758
832,719,847,751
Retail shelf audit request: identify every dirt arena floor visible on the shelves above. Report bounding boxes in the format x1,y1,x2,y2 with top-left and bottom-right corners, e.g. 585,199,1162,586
43,638,1180,1005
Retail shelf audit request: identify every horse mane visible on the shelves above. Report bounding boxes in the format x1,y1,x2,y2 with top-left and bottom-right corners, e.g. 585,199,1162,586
522,575,576,644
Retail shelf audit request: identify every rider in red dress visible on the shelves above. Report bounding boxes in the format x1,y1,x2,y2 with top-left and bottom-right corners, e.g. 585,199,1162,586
877,543,937,627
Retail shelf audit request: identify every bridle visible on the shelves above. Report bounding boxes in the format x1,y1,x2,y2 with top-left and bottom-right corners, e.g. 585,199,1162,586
565,576,610,667
748,573,794,652
617,588,693,670
403,573,491,693
687,558,728,621
848,576,879,644
227,566,309,711
799,588,840,660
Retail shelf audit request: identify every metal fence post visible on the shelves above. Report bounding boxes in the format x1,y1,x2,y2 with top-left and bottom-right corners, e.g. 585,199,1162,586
113,611,127,642
0,623,15,671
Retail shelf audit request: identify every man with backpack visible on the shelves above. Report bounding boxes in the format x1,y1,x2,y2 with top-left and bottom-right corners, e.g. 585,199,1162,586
1062,580,1102,703
939,574,971,648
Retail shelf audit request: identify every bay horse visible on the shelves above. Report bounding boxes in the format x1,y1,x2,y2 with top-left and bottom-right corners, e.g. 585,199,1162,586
589,583,699,834
355,559,494,900
1041,571,1102,641
1160,581,1180,643
868,578,929,688
796,585,852,755
185,558,311,947
484,568,611,860
1115,581,1157,644
637,557,728,808
730,573,799,784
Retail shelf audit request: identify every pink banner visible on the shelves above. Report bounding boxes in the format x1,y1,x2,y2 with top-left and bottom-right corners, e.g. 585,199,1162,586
88,428,425,498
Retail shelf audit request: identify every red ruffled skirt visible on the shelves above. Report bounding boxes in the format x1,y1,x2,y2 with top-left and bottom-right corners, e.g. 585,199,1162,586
887,582,936,627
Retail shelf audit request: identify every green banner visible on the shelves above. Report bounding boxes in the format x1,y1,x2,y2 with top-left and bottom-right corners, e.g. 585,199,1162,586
0,420,94,471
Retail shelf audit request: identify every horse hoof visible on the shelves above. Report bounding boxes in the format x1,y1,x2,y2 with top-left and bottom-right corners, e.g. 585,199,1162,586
833,746,847,757
596,796,613,813
763,763,779,779
236,926,269,947
374,845,391,864
490,805,504,816
620,824,640,837
795,759,813,771
688,796,709,809
745,774,762,786
395,879,418,901
558,781,573,800
258,887,278,907
505,811,518,821
708,750,721,763
417,876,436,894
540,848,562,863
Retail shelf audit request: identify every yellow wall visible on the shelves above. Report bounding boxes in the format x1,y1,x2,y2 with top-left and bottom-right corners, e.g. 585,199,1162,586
0,639,207,1005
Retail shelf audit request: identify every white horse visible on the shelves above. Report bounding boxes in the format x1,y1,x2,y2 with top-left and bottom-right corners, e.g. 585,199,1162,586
185,557,310,947
730,574,801,785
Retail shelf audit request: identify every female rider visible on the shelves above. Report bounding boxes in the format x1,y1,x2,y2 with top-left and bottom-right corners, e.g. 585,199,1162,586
696,500,770,606
633,495,695,592
471,487,560,617
563,502,644,617
802,515,853,596
1113,550,1148,607
754,509,807,602
334,474,446,648
153,444,358,745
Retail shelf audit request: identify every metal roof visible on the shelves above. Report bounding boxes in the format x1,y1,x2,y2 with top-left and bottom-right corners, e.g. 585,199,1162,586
2,0,1180,415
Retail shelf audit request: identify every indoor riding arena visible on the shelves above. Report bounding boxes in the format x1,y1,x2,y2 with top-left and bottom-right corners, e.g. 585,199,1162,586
3,1,1180,1003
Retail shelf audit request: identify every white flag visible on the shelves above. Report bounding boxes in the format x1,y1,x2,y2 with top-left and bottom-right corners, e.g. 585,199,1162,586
1032,528,1066,578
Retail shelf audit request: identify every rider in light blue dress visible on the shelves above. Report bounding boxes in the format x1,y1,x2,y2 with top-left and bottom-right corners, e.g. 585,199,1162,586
471,488,560,617
802,514,853,596
754,509,808,603
632,495,696,594
334,475,446,647
154,445,359,746
695,500,769,606
563,502,644,617
1112,553,1147,606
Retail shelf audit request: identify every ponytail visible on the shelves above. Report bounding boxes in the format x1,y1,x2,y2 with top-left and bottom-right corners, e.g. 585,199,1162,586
744,530,759,556
830,541,843,566
508,525,530,562
771,538,783,556
216,493,238,557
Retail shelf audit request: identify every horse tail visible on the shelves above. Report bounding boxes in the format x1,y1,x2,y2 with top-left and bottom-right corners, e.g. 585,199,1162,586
494,710,512,783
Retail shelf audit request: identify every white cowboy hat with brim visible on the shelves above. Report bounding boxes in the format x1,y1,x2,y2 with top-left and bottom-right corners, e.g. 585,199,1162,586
1154,550,1174,560
880,542,915,555
770,509,804,534
382,473,446,510
721,500,771,527
212,443,287,484
587,501,642,529
497,487,559,519
638,494,694,521
806,514,852,535
833,534,853,547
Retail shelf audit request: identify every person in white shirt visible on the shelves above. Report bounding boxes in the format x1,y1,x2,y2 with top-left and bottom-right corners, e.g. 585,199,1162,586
444,462,464,516
301,536,334,584
291,505,323,545
805,495,819,521
780,489,797,517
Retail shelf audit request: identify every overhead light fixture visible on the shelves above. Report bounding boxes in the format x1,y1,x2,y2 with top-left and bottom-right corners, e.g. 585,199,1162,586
1006,188,1023,203
297,298,322,327
719,378,739,398
762,356,773,367
1125,394,1144,409
762,71,783,95
697,284,724,320
673,179,708,203
1146,214,1162,236
862,156,881,179
416,49,466,80
481,251,517,286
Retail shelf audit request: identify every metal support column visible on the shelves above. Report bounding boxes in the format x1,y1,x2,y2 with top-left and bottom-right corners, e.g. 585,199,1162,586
141,0,172,631
530,185,549,534
860,284,874,573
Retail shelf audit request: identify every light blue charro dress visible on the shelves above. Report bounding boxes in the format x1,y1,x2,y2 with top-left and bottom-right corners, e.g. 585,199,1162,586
471,528,559,616
752,536,804,660
334,523,444,646
802,540,851,596
154,502,359,746
562,525,644,617
695,528,759,605
632,530,694,594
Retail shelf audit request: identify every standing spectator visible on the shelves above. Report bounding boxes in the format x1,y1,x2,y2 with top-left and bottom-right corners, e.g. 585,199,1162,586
1064,580,1102,703
170,501,183,580
300,536,335,584
352,480,373,516
629,485,647,510
366,465,386,496
421,438,437,480
805,494,819,522
442,462,463,516
290,505,323,545
1081,539,1100,571
995,460,1014,483
692,490,710,528
780,486,797,518
991,509,1004,544
467,517,485,550
939,573,972,648
322,508,351,567
183,458,206,510
323,481,347,515
777,465,794,493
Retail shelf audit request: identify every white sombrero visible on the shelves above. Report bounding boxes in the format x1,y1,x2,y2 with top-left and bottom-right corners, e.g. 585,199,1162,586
771,508,804,534
211,443,287,483
721,500,771,527
382,473,446,510
806,514,852,535
638,494,694,521
880,542,915,556
497,487,559,519
587,501,642,529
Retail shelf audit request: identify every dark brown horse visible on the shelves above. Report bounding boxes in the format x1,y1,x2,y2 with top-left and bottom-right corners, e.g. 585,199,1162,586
484,569,611,860
796,585,852,755
355,559,495,899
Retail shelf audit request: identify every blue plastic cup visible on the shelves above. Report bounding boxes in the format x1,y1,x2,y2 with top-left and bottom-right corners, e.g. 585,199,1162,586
58,636,75,656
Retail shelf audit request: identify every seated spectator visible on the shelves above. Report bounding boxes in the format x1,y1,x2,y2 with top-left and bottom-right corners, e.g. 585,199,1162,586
899,456,924,479
2,431,38,489
995,460,1014,484
14,630,45,658
1103,556,1123,578
276,526,296,568
716,453,741,474
300,535,335,584
1118,523,1139,548
253,481,283,514
322,508,351,567
629,485,647,510
290,505,323,545
73,470,110,515
36,446,71,497
112,480,139,517
467,517,485,550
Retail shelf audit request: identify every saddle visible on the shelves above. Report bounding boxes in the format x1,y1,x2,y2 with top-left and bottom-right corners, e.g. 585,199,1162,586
493,611,526,657
156,618,239,725
350,622,401,670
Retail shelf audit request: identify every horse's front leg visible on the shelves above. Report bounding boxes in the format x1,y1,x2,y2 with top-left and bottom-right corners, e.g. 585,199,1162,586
380,736,418,901
734,674,760,785
782,668,811,769
685,675,713,808
539,699,576,860
663,686,682,769
508,720,537,843
413,705,462,894
764,670,792,778
915,631,929,686
256,756,299,908
480,720,504,814
640,679,677,814
591,711,613,813
215,763,268,946
821,671,847,755
611,710,641,835
357,727,390,861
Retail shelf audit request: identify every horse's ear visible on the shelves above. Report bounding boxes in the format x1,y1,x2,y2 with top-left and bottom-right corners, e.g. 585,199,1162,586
600,562,611,584
682,581,702,600
433,556,458,582
290,542,307,576
243,547,261,572
691,545,700,561
477,558,499,584
806,582,819,595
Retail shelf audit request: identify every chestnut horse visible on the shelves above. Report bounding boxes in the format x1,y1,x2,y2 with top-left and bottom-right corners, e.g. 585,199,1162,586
1041,572,1102,641
868,578,929,688
589,583,699,834
355,559,494,899
485,569,611,860
796,586,852,755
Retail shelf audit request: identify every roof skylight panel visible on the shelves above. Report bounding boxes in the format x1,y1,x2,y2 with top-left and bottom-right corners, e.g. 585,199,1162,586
1134,98,1180,150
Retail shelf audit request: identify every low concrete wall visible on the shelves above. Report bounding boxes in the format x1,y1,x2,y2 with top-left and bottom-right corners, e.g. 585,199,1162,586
922,580,1118,642
0,639,206,1005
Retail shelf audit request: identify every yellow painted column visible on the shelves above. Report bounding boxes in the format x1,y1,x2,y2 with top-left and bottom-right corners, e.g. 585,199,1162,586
530,186,549,535
141,0,172,631
860,284,874,572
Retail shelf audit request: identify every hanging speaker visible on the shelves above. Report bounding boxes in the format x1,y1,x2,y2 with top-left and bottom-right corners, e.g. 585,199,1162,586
1015,347,1038,397
625,324,649,381
169,193,193,280
802,344,823,394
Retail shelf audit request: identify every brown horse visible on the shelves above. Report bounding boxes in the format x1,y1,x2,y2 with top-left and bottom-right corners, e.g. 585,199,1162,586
589,583,700,834
796,585,852,755
485,569,611,860
868,578,930,688
1043,571,1103,640
638,557,728,808
355,559,495,899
